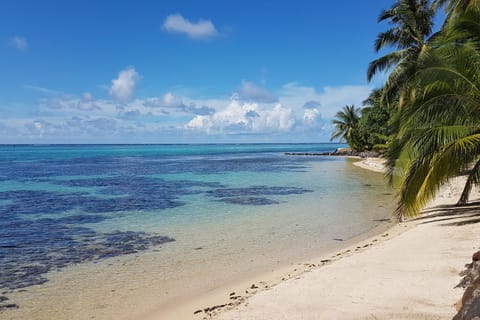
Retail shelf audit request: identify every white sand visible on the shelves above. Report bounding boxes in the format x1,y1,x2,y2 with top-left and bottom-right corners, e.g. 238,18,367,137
352,156,387,173
208,158,480,320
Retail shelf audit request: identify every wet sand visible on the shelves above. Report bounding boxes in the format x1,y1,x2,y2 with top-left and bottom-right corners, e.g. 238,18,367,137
200,159,480,320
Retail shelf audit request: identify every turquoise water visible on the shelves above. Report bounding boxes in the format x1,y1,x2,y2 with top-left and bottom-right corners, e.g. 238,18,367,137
0,143,395,318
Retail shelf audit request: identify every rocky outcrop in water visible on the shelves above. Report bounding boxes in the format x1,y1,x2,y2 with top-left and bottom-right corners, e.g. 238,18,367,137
285,148,381,158
454,250,480,320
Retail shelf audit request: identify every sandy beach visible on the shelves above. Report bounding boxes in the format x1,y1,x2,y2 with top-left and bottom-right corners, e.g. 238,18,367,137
170,157,480,320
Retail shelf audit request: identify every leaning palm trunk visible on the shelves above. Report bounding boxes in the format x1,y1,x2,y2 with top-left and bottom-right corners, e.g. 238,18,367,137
457,158,480,205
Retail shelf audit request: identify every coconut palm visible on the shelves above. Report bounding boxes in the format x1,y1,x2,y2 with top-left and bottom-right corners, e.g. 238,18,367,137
433,0,479,17
330,105,362,151
358,88,396,150
385,9,480,218
367,0,436,103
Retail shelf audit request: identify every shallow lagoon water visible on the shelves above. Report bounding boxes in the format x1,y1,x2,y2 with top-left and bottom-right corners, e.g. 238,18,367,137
0,144,394,319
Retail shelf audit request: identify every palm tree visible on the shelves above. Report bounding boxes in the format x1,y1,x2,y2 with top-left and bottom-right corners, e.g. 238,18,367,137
433,0,479,17
359,88,396,150
385,7,480,218
330,105,362,151
367,0,436,103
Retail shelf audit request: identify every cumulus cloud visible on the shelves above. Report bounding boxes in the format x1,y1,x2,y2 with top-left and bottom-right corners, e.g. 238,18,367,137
236,81,278,103
186,100,294,133
41,93,102,112
280,83,371,118
25,119,61,136
109,67,141,102
6,80,372,142
162,14,218,39
82,92,94,101
303,108,320,123
303,100,321,109
142,92,215,115
10,36,28,51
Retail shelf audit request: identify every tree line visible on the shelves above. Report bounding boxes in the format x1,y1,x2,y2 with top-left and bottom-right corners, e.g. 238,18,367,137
331,0,480,219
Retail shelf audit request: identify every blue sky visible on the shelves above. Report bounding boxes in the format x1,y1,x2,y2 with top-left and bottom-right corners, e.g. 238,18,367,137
1,1,405,143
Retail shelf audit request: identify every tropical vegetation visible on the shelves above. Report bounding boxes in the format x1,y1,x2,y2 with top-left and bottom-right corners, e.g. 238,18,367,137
331,0,480,219
330,105,362,151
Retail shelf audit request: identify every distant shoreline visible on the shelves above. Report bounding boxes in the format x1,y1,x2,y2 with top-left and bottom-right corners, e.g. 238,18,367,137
285,148,382,158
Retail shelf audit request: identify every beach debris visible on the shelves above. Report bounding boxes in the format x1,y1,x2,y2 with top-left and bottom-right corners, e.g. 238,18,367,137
203,304,226,313
320,259,331,263
0,303,19,311
333,238,344,241
193,309,203,315
229,292,235,296
250,284,258,289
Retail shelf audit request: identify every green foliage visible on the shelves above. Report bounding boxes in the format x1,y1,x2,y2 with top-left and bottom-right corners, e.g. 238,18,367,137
367,0,436,104
357,89,395,150
330,105,363,151
333,1,480,218
330,89,395,152
379,1,480,218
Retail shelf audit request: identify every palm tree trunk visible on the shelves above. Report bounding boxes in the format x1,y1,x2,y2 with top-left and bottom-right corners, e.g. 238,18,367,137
457,159,480,206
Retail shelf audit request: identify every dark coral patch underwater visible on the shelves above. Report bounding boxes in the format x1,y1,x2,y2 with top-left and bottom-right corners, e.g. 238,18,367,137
207,186,313,205
0,153,317,310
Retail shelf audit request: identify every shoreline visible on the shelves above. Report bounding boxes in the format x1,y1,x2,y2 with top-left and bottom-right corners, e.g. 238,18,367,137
144,158,398,320
2,156,393,320
207,158,480,320
150,218,397,320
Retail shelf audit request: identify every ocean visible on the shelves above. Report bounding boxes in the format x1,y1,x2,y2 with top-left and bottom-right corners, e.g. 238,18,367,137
0,144,395,319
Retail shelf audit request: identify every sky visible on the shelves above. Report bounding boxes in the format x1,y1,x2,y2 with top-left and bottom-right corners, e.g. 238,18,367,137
0,1,403,144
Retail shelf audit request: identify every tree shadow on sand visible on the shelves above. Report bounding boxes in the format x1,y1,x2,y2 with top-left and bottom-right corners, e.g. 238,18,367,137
408,201,480,226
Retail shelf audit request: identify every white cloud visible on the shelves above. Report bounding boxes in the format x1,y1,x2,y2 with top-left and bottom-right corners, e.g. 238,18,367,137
83,92,94,101
41,94,105,112
141,93,215,116
186,100,295,133
280,83,371,118
236,81,278,103
303,100,321,109
303,108,320,123
161,92,184,108
162,14,218,39
183,83,370,138
10,36,28,51
109,67,141,102
5,80,372,143
25,119,61,136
